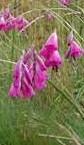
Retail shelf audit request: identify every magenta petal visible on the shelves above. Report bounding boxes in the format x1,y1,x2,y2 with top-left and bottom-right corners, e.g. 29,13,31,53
35,52,46,70
0,17,5,30
21,80,35,98
8,59,23,97
65,41,84,59
70,41,84,57
59,0,71,5
34,64,47,90
45,50,62,68
40,32,58,58
23,64,32,84
8,83,20,97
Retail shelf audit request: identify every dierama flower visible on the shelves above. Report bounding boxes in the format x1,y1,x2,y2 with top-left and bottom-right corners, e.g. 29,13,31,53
59,0,71,5
45,50,62,68
8,58,35,98
28,50,48,90
9,48,48,98
33,63,47,90
40,32,58,59
65,31,84,59
15,17,29,31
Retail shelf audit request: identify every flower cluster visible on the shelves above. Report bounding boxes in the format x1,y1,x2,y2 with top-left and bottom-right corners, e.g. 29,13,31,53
40,32,62,69
9,31,84,98
8,48,48,98
0,8,29,31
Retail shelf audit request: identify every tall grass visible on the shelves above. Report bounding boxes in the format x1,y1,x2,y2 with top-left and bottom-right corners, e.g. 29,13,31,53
0,0,84,145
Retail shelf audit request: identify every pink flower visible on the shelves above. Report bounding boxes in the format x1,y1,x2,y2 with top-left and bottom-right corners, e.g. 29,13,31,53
45,50,62,68
3,8,11,20
33,63,47,90
40,32,58,58
15,17,29,31
59,0,71,5
65,32,84,59
4,16,16,31
8,48,48,98
29,51,48,90
0,16,5,30
8,58,35,98
8,59,22,97
45,12,53,21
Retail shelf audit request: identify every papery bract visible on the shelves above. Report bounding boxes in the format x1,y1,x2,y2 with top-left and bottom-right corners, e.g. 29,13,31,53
67,31,73,46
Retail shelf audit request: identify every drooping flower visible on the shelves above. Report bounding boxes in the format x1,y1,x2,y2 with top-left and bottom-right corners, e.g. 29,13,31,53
45,50,62,68
8,48,48,98
27,50,48,90
40,32,58,59
65,31,84,59
4,16,16,31
15,17,29,31
32,62,47,90
8,58,35,98
59,0,71,5
8,59,23,97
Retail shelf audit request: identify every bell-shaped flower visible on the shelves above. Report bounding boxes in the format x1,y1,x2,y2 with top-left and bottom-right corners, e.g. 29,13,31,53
4,16,16,31
45,50,62,68
65,32,84,59
15,17,29,31
8,59,22,97
8,58,35,98
33,63,48,90
65,41,84,59
59,0,71,5
40,32,58,59
21,64,35,98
